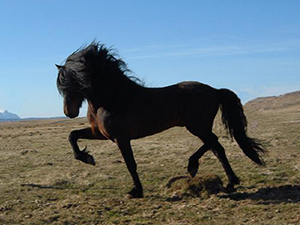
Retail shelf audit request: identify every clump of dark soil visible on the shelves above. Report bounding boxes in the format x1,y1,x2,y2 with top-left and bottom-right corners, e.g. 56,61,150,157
165,174,224,199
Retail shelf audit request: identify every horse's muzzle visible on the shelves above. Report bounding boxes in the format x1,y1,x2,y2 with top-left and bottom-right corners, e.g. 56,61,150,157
64,106,79,119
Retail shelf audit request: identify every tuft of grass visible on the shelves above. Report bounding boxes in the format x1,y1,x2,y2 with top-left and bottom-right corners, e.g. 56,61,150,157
165,174,224,199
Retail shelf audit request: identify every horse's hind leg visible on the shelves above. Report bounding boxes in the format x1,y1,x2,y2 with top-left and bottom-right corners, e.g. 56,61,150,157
188,143,210,177
187,127,240,191
69,128,107,165
211,141,240,191
187,128,217,178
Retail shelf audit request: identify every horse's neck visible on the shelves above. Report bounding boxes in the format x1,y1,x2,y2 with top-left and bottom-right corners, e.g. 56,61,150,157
89,77,144,111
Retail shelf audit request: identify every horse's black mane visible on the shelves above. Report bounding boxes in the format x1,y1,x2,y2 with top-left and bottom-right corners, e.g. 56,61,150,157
57,42,141,98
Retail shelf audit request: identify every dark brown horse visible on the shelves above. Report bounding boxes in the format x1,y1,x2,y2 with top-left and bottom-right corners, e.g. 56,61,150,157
56,42,266,198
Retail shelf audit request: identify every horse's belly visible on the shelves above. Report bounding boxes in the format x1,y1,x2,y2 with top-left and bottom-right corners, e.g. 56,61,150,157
129,113,182,139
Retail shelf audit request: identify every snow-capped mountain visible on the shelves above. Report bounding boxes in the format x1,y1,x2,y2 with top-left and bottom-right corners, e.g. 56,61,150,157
0,109,21,120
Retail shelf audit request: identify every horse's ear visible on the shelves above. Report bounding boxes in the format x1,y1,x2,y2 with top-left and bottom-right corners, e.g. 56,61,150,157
55,64,64,70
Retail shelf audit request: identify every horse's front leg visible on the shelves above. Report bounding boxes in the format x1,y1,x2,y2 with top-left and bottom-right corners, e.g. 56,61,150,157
116,138,143,198
69,128,107,165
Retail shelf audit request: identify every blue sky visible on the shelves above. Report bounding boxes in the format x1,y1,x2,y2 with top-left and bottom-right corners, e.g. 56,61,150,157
0,1,300,118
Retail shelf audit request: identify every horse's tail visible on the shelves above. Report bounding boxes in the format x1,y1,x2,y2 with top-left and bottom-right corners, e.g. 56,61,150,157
218,88,266,166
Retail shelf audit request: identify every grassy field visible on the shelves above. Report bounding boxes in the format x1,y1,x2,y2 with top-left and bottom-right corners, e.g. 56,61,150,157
0,97,300,224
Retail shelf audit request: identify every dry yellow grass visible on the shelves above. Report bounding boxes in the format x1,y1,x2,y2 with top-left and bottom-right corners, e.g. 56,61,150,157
0,92,300,224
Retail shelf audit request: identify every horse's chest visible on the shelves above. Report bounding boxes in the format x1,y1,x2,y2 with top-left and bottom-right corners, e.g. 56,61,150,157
96,108,116,140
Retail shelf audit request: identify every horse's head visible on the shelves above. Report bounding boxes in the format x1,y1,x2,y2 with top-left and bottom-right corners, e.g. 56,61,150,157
62,92,83,118
56,42,134,118
56,64,86,118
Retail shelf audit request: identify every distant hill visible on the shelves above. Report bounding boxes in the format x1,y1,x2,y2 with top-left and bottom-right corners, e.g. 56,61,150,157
0,109,21,121
245,91,300,112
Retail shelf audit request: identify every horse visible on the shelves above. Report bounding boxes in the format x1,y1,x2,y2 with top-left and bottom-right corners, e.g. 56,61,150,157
56,42,266,198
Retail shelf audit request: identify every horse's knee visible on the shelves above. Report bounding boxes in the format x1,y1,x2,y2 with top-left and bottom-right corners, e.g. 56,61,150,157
68,130,78,142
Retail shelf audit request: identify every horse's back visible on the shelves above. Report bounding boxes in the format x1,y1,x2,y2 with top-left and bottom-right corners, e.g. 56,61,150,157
175,81,219,107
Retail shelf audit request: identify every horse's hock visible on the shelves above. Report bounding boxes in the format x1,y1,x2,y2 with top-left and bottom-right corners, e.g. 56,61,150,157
165,174,224,200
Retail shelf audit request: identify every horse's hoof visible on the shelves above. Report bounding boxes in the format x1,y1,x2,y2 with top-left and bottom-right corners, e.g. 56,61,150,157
126,188,143,199
231,176,240,185
85,154,96,166
225,183,237,193
76,152,96,166
187,160,199,178
188,168,198,178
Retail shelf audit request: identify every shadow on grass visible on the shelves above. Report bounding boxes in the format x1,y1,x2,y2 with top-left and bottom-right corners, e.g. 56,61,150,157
20,182,116,192
220,185,300,204
21,183,66,190
20,180,76,190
